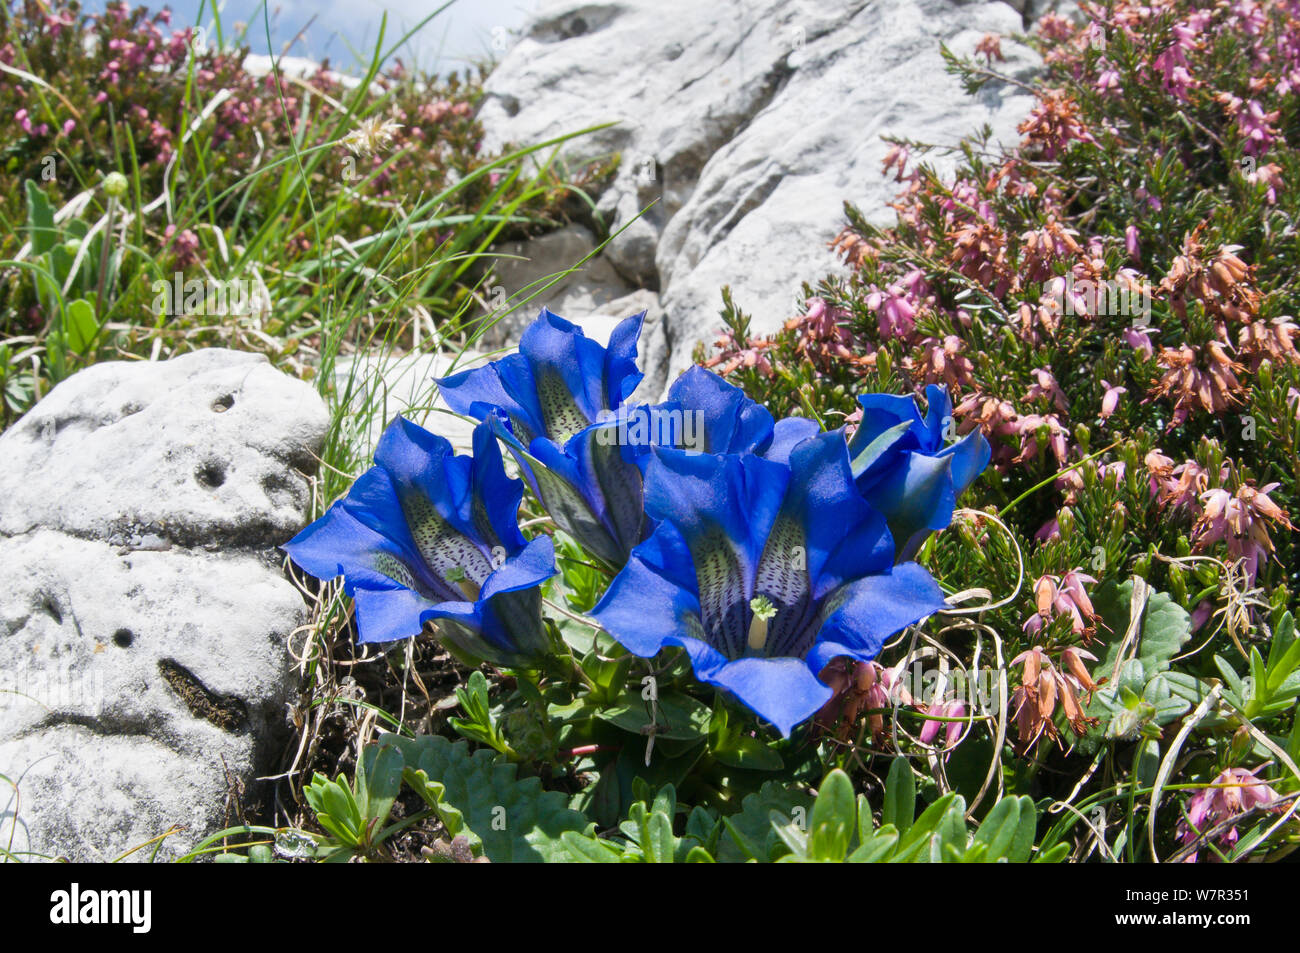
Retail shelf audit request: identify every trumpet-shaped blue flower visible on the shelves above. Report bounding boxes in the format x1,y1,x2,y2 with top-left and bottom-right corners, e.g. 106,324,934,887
591,432,947,736
847,385,991,561
282,417,556,667
436,308,649,567
616,366,820,466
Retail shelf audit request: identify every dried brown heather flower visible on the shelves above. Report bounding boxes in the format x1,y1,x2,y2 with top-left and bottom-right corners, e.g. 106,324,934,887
1016,90,1096,160
1160,236,1260,324
1238,317,1300,368
829,226,877,268
1009,645,1099,750
948,222,1014,296
975,33,1006,64
1150,342,1246,425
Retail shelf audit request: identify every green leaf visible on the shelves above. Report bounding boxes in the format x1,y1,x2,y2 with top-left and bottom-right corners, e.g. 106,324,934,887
712,731,784,771
25,180,58,257
389,733,591,862
642,809,676,863
595,688,712,741
807,769,856,862
718,781,813,863
769,809,810,859
1093,580,1192,680
971,795,1036,862
560,831,623,862
881,756,916,836
64,299,99,355
895,793,961,861
357,741,405,830
847,826,899,862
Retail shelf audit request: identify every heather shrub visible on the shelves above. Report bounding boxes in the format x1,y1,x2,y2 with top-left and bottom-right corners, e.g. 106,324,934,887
0,0,603,425
700,0,1300,859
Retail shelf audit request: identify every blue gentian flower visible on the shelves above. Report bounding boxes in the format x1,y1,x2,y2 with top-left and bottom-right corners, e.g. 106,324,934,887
620,365,820,466
436,308,649,567
846,385,991,561
282,417,556,667
591,432,947,736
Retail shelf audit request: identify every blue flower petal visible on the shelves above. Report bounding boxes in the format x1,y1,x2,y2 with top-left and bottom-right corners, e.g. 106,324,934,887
480,535,557,602
283,416,552,664
852,392,927,448
283,499,439,598
600,310,646,409
922,384,953,449
590,522,702,659
437,352,546,446
644,449,787,657
752,432,895,657
701,657,833,738
525,421,648,566
765,416,821,465
469,421,527,551
666,365,774,454
806,563,947,672
939,427,992,499
352,587,445,645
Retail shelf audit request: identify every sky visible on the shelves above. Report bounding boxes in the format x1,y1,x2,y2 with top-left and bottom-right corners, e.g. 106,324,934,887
82,0,541,75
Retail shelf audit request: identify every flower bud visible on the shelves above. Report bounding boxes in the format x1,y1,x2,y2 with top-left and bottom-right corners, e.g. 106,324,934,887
103,171,128,199
1057,506,1075,538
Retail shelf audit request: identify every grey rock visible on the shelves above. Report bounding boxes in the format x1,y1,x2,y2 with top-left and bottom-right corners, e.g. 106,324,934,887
481,0,1040,396
0,350,328,861
481,224,639,348
0,349,328,547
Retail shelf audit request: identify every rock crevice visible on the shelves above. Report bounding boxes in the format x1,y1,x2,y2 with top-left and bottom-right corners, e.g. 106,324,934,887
478,0,1041,397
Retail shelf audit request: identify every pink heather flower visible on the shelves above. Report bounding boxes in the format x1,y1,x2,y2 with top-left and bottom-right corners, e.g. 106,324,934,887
1144,449,1176,498
974,34,1004,65
1014,413,1069,467
1125,225,1140,260
1134,187,1162,212
1034,516,1062,543
866,283,918,339
1026,367,1069,413
1239,100,1281,157
1193,483,1295,582
1055,467,1084,504
15,108,32,134
61,119,75,136
881,142,912,182
1036,13,1073,40
815,658,921,742
163,225,201,268
1177,766,1283,862
1154,44,1194,101
1162,459,1213,513
1227,0,1267,37
919,698,966,747
1100,379,1126,419
1023,571,1098,637
1246,162,1284,204
1095,62,1121,95
1122,325,1155,358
